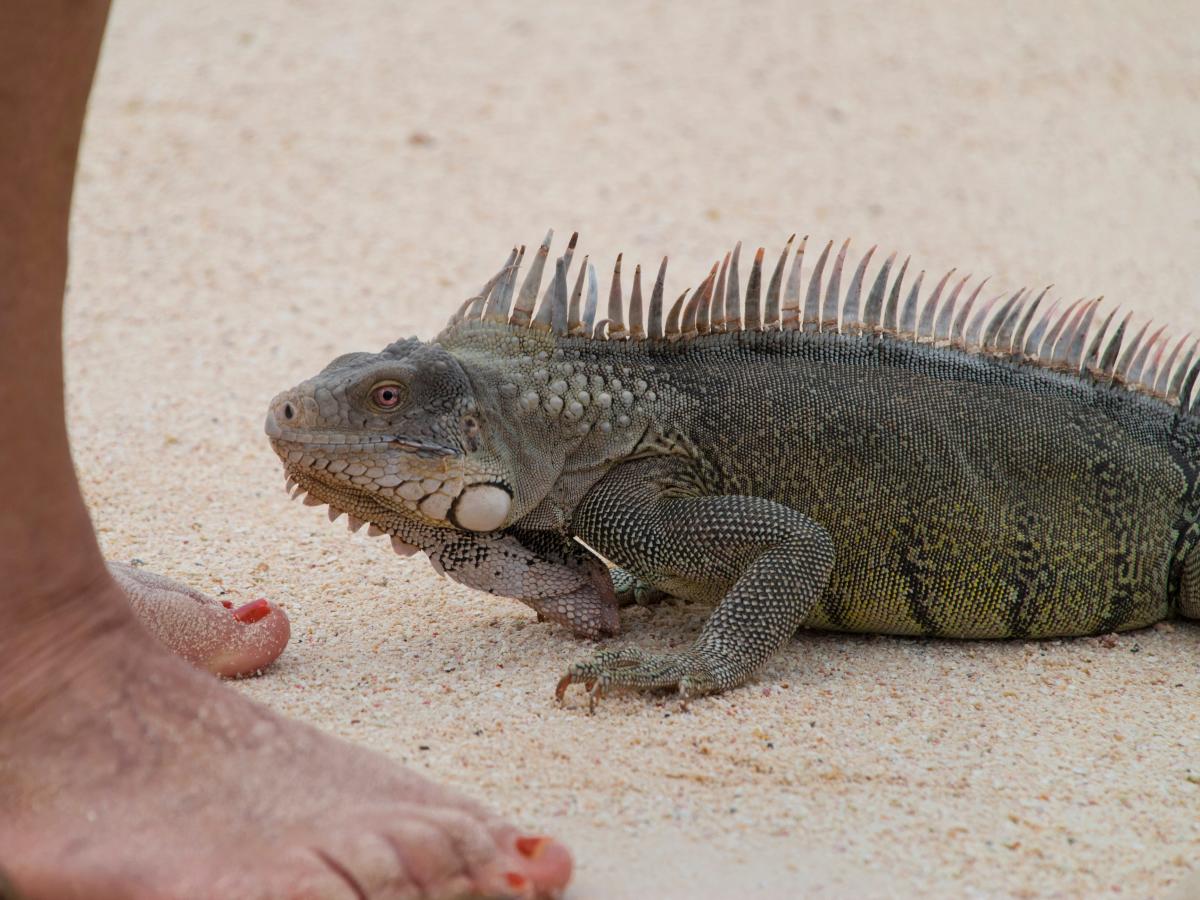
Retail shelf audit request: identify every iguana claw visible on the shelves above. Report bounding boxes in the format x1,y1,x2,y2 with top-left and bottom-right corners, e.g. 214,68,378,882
554,674,604,713
555,646,715,711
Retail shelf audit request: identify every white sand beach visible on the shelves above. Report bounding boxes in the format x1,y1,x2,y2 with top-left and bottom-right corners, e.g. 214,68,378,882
71,2,1199,896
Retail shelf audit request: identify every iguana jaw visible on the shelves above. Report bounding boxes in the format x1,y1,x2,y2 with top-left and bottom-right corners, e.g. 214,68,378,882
268,428,515,538
274,448,624,640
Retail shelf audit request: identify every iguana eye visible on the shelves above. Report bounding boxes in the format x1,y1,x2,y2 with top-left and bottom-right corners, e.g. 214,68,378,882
369,382,405,410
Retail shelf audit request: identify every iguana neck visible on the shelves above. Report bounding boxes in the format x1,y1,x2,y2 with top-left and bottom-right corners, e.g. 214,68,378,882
440,323,670,525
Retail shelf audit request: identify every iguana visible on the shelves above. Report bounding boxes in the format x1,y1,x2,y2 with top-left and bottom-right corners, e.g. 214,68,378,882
265,231,1200,708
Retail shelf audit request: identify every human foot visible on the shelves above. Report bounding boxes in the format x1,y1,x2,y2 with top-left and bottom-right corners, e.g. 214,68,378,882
107,561,291,677
0,579,572,899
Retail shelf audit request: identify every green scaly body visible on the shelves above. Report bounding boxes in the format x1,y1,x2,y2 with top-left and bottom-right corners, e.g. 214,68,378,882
268,233,1200,704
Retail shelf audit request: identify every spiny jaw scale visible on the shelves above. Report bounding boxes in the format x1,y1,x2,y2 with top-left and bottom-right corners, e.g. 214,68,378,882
285,479,421,558
282,463,422,554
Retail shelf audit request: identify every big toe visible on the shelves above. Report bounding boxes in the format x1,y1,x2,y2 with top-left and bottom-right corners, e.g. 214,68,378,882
108,562,290,677
202,598,291,678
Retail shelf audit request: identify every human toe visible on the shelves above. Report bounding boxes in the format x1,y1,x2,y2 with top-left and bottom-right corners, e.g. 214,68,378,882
421,808,572,898
201,598,291,677
108,562,290,677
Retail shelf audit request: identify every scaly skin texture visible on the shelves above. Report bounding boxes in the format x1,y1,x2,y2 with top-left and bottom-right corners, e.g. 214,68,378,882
265,339,621,637
267,237,1200,705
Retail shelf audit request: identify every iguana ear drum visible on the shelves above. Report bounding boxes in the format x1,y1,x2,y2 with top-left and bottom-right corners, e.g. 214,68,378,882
451,483,512,532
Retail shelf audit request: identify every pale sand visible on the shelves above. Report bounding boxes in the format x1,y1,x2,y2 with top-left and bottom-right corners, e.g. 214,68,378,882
68,2,1199,896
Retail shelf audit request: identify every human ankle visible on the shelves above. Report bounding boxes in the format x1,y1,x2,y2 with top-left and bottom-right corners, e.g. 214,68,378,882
0,571,138,724
0,502,114,623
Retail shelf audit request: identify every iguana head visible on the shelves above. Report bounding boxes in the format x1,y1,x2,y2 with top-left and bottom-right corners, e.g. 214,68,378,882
264,230,665,546
265,337,517,535
264,321,623,638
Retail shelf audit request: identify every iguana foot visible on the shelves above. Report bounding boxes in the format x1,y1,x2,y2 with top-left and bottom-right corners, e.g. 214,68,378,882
555,646,720,711
609,567,671,607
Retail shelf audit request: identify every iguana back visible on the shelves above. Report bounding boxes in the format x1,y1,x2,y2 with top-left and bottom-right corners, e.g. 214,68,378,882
610,328,1195,638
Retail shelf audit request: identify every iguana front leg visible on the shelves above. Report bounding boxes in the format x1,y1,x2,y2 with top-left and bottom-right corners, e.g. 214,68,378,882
384,515,621,637
557,459,835,706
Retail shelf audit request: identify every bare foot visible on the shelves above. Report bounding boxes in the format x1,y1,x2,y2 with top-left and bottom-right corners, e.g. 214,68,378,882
0,3,571,894
0,579,572,899
107,562,291,677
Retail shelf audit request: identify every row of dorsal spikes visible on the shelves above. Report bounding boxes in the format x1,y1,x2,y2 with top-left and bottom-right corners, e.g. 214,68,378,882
445,230,1200,413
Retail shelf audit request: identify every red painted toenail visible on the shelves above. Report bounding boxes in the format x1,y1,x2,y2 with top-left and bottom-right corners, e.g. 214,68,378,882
221,600,234,609
232,598,271,623
504,872,527,890
515,836,549,859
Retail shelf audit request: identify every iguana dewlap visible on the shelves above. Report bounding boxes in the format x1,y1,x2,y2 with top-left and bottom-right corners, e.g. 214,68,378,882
266,232,1200,706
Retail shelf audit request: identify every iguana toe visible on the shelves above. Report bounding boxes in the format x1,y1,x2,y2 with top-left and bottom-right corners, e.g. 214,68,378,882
609,568,671,608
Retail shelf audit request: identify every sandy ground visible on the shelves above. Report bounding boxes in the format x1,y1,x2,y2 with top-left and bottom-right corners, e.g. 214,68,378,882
68,2,1200,897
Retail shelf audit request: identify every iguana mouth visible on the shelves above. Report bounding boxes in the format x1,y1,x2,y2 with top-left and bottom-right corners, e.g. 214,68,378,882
268,430,460,459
